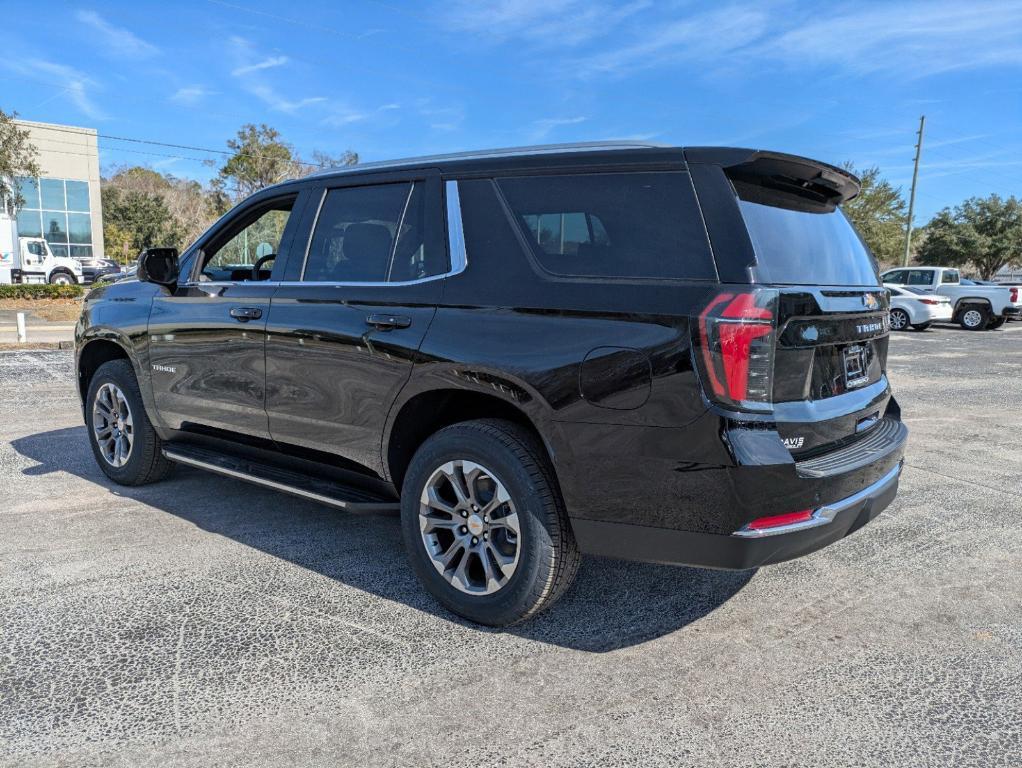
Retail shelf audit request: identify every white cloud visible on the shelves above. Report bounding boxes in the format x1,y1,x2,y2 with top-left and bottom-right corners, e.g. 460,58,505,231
24,59,106,120
231,55,289,77
170,86,215,106
444,0,1022,82
76,10,159,58
228,37,323,113
444,0,650,46
529,116,587,140
247,84,326,114
750,1,1022,78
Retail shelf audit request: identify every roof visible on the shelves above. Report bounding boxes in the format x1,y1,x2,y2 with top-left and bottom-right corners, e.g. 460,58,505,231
305,140,674,180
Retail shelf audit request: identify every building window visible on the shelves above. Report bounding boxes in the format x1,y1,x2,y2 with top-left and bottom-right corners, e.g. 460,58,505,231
14,176,93,260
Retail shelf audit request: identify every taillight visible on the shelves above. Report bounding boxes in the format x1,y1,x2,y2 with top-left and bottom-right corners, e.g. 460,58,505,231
919,298,940,305
696,289,778,411
1011,287,1019,302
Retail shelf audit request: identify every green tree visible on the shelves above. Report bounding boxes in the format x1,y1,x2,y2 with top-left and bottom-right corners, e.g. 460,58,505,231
213,124,359,203
102,186,182,262
214,124,303,200
917,195,1022,279
0,108,42,213
841,163,908,267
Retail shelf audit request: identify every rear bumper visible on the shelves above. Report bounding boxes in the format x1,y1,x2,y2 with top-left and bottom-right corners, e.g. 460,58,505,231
1003,306,1021,319
923,305,953,322
574,462,902,569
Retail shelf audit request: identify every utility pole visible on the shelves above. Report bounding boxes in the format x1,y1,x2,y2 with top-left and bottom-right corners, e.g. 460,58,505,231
902,115,925,266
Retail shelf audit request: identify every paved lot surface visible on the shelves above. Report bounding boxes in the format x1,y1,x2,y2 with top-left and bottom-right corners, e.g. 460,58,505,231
2,324,1021,767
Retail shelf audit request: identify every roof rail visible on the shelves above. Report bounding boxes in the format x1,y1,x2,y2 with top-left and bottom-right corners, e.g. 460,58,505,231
307,140,673,178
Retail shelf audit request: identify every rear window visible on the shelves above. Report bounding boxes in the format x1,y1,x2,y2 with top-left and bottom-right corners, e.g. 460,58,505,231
497,172,715,280
738,199,880,287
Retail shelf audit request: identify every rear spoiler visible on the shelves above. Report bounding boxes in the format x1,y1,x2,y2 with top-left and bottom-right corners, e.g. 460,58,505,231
684,147,860,212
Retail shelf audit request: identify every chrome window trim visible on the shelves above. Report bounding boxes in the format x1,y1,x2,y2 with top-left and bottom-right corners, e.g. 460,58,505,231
731,462,902,539
445,179,467,276
299,188,328,281
386,183,416,282
181,180,469,289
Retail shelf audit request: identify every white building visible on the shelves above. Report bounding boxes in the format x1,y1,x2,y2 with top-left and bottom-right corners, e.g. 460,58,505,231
12,119,105,260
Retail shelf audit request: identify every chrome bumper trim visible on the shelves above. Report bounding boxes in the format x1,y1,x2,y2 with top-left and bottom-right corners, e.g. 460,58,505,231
732,462,902,539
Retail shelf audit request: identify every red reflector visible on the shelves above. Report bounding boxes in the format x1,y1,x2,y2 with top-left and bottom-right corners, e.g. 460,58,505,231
746,509,814,530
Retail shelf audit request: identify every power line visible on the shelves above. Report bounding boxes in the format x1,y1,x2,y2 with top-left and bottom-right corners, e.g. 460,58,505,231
26,122,325,168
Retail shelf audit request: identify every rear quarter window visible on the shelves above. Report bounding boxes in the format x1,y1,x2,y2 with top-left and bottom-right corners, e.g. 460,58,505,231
497,172,715,281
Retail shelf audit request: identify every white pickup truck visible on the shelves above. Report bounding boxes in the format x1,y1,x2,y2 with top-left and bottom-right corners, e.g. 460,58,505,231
880,266,1021,330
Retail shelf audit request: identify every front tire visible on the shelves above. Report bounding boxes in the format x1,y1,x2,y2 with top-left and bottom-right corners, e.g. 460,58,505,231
85,359,173,486
889,308,910,331
49,271,76,285
959,305,990,331
400,419,580,626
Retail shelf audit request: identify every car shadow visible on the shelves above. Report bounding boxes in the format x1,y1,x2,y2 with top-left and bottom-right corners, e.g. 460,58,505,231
11,426,754,652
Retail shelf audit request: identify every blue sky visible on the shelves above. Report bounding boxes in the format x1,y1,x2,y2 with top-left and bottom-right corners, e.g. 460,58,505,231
3,0,1021,221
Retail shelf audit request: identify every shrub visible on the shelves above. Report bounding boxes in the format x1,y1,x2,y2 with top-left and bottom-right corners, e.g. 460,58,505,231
0,283,86,300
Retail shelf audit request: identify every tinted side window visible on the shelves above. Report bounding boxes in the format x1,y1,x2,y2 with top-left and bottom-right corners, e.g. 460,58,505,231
941,269,959,284
906,270,933,286
884,270,907,284
303,182,434,283
497,172,715,280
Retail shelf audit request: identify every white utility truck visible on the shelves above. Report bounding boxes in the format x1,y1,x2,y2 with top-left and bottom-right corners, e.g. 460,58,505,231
0,213,84,285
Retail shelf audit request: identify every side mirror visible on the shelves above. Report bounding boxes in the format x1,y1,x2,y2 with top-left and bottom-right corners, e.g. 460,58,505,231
137,248,179,287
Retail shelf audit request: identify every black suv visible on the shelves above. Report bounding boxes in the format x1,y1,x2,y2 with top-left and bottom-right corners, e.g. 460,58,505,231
76,143,907,626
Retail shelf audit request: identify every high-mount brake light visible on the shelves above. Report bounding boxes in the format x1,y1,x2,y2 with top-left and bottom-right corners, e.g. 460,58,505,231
696,289,778,410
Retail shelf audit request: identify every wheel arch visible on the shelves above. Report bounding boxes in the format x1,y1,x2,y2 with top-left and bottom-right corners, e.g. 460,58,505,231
384,386,557,493
77,338,133,404
952,296,992,316
48,267,78,284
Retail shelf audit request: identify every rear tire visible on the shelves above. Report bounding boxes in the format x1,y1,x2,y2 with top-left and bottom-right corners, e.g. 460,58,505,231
889,308,910,331
910,322,932,331
400,418,580,626
987,316,1006,330
85,359,173,486
959,305,990,331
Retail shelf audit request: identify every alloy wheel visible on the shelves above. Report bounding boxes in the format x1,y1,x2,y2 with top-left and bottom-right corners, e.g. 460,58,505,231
418,460,520,595
92,382,134,467
889,309,908,330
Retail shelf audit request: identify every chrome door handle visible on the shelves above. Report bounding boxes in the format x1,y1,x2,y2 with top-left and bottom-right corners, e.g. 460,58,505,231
230,306,263,322
365,313,411,330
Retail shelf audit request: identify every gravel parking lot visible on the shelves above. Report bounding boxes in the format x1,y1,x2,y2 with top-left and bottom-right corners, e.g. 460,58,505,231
2,324,1020,767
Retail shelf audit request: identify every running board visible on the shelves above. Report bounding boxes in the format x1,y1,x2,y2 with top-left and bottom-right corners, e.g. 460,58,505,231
162,444,400,513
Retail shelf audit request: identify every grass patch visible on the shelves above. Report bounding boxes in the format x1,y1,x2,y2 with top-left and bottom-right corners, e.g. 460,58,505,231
0,297,84,322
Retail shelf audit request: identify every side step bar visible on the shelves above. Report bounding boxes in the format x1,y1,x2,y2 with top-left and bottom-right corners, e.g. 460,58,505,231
162,444,401,513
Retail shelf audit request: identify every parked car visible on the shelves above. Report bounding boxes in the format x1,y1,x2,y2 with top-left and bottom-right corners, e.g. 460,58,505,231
76,143,908,626
95,264,136,283
880,267,1020,330
75,257,121,284
885,284,952,330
